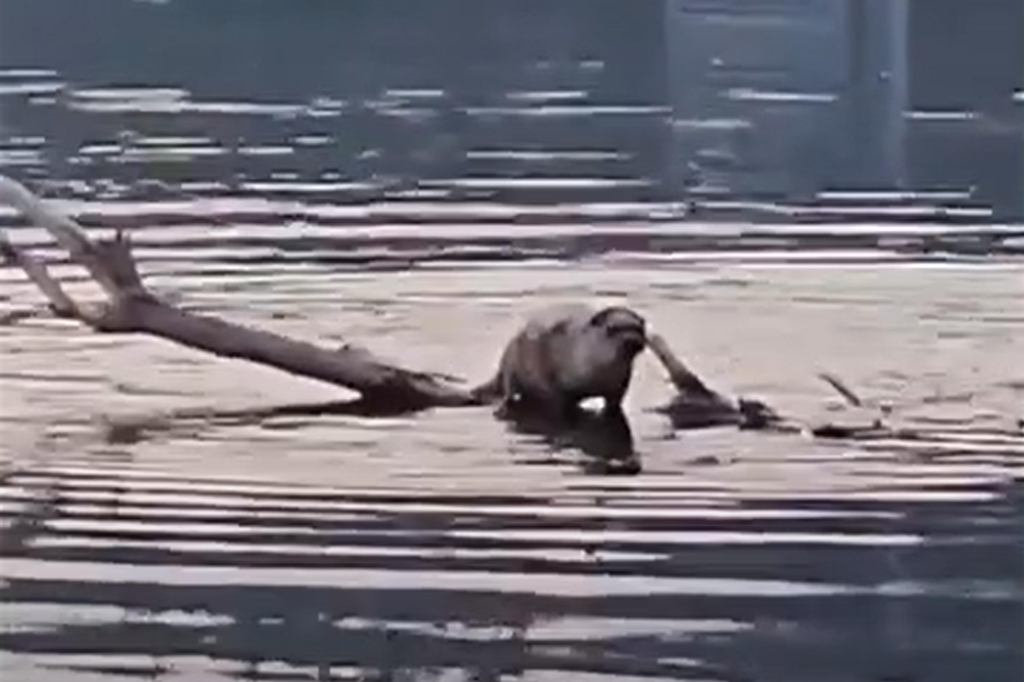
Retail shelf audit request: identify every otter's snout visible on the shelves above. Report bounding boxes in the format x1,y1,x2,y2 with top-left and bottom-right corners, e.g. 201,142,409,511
611,326,647,358
592,306,647,359
619,333,646,357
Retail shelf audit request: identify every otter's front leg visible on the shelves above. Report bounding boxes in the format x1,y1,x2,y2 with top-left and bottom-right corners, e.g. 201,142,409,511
600,385,630,416
523,389,580,422
505,380,580,423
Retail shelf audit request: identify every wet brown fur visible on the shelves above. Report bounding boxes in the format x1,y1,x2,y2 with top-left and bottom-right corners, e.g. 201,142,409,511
471,303,647,417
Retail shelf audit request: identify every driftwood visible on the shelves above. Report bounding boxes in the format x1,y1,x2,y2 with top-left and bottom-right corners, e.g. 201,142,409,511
647,335,1024,444
646,333,916,440
0,175,478,410
647,333,790,431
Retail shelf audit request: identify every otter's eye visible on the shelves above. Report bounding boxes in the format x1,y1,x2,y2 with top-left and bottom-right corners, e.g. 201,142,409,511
609,324,641,337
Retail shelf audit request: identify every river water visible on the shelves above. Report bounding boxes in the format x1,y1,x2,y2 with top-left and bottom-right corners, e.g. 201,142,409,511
1,231,1022,680
0,25,1022,681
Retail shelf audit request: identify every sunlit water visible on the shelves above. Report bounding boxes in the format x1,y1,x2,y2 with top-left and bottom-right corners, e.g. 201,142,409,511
1,238,1022,681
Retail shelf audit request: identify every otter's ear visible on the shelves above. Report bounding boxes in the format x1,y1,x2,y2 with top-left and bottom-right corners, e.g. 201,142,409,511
589,307,615,327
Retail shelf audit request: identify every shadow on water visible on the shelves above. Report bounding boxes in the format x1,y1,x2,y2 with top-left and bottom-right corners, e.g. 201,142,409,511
101,400,644,480
97,399,441,448
497,402,641,476
1,464,1021,681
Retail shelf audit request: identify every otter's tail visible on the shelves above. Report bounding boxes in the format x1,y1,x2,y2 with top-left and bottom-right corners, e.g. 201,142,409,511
468,372,502,405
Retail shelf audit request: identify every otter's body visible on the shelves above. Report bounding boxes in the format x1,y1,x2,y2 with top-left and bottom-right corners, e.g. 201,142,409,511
472,303,647,416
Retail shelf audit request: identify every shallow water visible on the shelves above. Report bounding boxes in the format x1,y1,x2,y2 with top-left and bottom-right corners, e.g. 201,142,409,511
1,243,1022,681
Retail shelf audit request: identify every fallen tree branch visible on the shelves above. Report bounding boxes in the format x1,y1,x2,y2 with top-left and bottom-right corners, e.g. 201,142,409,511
0,175,477,409
817,372,863,407
646,333,722,400
647,332,900,438
0,233,76,317
646,333,784,430
0,231,119,328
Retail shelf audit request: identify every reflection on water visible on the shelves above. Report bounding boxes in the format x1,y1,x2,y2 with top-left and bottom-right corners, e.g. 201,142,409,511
499,403,640,475
1,248,1022,680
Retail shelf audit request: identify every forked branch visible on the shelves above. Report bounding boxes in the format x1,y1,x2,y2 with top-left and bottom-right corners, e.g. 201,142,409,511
0,175,477,409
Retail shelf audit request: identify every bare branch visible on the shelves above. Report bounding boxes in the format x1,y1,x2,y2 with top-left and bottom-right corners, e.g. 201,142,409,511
0,174,478,408
817,372,864,407
0,232,77,317
646,333,720,398
0,232,121,329
0,176,123,297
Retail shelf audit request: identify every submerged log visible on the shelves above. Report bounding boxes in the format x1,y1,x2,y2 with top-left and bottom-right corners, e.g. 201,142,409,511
646,332,899,439
0,175,477,410
646,333,786,431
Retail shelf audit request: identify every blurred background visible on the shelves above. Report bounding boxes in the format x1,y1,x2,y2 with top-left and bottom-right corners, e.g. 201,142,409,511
1,0,1021,222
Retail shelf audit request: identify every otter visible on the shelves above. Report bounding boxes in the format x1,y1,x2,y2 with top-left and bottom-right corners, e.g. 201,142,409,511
471,303,647,417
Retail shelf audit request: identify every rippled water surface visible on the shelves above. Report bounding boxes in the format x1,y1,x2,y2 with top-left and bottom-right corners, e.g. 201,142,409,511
1,236,1023,680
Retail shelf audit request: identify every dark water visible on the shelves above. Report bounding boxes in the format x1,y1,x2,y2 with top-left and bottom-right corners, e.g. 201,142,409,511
3,0,1022,218
1,468,1020,682
0,0,669,207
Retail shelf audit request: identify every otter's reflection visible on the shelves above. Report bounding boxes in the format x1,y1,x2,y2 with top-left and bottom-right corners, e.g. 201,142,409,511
497,402,640,475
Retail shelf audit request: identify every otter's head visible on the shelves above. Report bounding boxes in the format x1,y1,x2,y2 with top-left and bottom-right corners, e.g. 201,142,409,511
589,306,647,360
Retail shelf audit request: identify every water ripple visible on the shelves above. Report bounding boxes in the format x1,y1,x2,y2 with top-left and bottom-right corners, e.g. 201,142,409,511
2,220,1023,681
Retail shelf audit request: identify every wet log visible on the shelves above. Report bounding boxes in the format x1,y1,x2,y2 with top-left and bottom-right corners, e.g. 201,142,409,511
646,333,786,431
647,332,913,440
0,175,477,410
